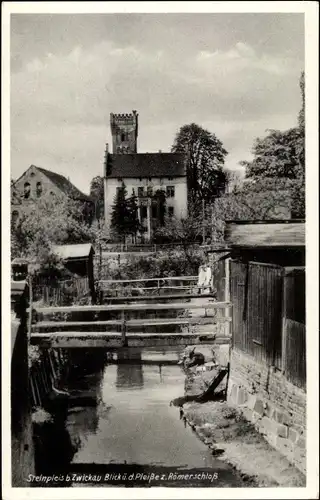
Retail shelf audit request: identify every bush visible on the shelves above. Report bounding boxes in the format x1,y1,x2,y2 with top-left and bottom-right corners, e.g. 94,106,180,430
99,248,205,282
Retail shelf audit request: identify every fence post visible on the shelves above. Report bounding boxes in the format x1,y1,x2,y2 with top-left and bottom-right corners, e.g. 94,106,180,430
281,272,288,374
121,310,127,347
27,274,33,340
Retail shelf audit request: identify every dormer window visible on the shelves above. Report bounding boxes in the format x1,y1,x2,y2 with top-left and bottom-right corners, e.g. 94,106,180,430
24,182,31,199
36,181,42,197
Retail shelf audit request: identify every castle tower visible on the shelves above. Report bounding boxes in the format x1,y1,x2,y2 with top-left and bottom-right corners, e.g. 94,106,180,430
110,110,138,154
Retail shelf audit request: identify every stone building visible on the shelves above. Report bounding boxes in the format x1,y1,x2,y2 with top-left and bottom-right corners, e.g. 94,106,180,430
11,165,94,223
104,111,187,241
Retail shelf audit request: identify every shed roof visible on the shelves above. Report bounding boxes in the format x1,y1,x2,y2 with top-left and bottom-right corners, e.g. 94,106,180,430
106,153,186,178
11,280,28,297
225,220,305,248
53,243,94,260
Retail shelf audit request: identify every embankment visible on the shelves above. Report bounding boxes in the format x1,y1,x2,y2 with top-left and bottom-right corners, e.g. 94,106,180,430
180,352,306,487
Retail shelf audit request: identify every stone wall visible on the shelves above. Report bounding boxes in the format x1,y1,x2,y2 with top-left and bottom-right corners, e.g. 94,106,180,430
227,348,306,474
11,283,35,486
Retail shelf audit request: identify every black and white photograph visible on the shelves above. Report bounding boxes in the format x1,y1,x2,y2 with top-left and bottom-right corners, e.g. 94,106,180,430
2,2,319,499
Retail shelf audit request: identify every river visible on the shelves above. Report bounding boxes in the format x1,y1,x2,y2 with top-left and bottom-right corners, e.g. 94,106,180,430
58,347,244,487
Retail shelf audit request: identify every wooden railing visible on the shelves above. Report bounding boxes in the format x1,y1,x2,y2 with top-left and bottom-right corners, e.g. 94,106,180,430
31,300,232,348
96,276,200,299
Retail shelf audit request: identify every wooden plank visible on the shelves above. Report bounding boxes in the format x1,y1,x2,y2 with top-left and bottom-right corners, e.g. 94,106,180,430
101,286,196,291
33,301,232,314
32,316,231,331
31,332,231,348
101,293,214,302
97,276,198,284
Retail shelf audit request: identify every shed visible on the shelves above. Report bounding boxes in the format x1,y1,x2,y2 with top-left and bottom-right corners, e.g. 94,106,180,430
224,220,305,266
52,243,95,297
11,258,29,281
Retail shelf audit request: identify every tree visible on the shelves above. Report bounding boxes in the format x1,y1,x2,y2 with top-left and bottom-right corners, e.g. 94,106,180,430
127,193,143,242
154,213,204,263
11,194,94,260
240,72,305,218
90,175,104,219
110,183,133,242
152,189,167,229
171,123,228,209
240,127,302,180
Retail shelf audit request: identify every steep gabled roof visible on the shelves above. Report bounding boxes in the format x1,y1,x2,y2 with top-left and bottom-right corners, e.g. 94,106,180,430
34,166,92,201
106,153,186,178
13,165,92,202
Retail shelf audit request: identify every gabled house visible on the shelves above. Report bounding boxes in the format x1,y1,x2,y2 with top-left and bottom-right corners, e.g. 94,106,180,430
11,165,94,223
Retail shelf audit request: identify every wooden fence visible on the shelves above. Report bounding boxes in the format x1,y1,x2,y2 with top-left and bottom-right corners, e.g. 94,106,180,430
32,276,92,306
282,268,306,389
230,260,306,390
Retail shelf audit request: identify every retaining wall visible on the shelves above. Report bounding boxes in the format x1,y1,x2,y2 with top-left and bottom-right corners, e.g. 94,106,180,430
227,349,306,474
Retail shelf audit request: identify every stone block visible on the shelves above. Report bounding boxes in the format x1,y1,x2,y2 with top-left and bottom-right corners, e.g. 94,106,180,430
253,398,265,416
276,436,294,458
273,409,290,426
258,416,279,436
230,384,238,404
264,404,275,419
296,436,306,449
277,423,289,438
237,387,248,405
288,427,298,443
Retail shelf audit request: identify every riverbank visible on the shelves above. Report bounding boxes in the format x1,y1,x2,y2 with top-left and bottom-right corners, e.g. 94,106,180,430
182,365,306,487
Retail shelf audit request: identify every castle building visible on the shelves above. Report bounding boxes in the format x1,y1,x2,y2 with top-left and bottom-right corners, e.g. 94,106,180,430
104,111,187,241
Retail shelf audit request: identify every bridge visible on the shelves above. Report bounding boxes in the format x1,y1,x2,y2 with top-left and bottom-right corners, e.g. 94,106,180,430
30,276,232,349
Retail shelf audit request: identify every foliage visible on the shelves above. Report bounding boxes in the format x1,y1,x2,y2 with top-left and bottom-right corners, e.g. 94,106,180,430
102,248,205,282
110,183,143,242
206,178,294,242
240,72,305,218
155,213,203,245
11,194,94,260
90,175,104,218
171,123,228,209
240,127,302,180
152,189,167,228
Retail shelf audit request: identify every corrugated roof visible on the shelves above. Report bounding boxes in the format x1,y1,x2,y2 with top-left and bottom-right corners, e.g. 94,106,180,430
106,153,186,178
53,243,94,260
225,220,305,248
33,165,92,201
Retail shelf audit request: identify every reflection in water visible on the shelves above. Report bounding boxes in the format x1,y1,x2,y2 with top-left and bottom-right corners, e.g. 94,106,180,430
116,349,144,389
62,348,244,487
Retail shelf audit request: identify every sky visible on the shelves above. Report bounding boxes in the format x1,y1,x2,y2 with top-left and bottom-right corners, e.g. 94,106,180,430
10,13,304,194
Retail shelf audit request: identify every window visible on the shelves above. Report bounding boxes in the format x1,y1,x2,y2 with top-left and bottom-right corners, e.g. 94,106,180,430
24,182,31,199
141,206,147,219
12,210,19,224
151,205,157,218
117,177,123,182
121,132,129,142
36,181,42,197
138,187,144,198
132,188,135,196
147,186,153,197
166,186,175,198
168,176,173,181
168,206,174,217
